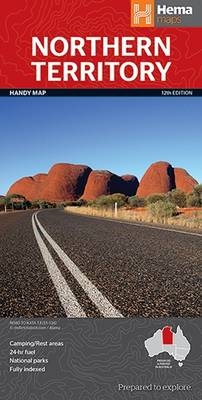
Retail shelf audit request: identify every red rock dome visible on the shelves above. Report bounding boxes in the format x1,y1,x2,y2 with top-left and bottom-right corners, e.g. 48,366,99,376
8,174,47,201
137,161,175,197
41,163,92,202
33,173,47,182
82,170,115,200
82,171,139,200
7,161,198,203
8,164,91,202
174,168,198,193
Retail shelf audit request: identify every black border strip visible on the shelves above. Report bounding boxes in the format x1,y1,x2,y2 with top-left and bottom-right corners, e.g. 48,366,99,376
0,89,202,96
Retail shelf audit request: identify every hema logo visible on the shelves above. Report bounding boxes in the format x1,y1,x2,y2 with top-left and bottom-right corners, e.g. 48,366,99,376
131,0,155,27
157,5,193,15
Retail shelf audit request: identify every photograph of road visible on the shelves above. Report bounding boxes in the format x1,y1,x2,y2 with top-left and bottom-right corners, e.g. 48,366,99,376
0,97,201,318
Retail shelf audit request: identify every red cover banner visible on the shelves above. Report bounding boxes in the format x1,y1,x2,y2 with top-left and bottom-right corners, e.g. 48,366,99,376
0,0,201,88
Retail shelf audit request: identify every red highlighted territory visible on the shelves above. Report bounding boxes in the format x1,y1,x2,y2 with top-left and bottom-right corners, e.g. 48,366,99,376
162,326,174,345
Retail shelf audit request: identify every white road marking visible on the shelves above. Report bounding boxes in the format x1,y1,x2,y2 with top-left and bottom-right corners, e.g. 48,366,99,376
72,213,202,238
32,214,86,318
35,212,123,318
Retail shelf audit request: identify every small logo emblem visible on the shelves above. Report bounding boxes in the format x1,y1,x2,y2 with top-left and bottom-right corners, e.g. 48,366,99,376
131,0,155,27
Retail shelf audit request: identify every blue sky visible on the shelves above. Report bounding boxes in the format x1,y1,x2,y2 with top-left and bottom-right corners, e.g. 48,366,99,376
0,97,201,195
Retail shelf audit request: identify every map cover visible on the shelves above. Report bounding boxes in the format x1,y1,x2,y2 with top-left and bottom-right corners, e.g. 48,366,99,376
0,1,201,399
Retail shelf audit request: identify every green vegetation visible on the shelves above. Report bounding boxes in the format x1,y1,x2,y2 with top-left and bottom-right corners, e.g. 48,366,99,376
1,184,201,233
128,196,146,207
64,199,87,207
35,200,57,209
146,193,166,204
64,184,202,231
0,197,6,212
167,189,187,208
148,200,177,221
186,193,200,207
193,184,202,206
87,193,127,209
0,194,26,212
0,195,57,212
64,184,202,212
184,185,202,207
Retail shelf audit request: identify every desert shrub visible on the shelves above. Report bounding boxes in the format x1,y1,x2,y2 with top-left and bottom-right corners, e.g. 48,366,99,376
30,201,40,209
47,202,56,208
0,198,5,211
64,200,73,207
128,196,146,208
24,200,32,209
148,200,177,221
39,201,49,208
193,184,202,206
12,202,25,210
89,193,127,209
186,193,201,207
167,189,186,208
32,200,56,209
64,199,86,207
146,193,166,204
57,203,65,209
193,184,202,196
77,199,87,206
87,200,95,207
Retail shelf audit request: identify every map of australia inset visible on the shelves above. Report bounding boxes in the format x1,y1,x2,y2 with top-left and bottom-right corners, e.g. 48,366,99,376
145,326,191,366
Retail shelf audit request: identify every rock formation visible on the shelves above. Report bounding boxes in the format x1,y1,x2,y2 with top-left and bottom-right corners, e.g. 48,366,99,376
7,161,198,202
41,163,92,202
137,161,176,197
121,175,139,196
174,168,198,193
8,163,91,202
82,171,139,200
82,170,116,200
8,174,47,201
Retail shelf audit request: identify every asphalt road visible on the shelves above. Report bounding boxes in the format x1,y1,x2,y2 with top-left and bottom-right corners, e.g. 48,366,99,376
0,209,201,318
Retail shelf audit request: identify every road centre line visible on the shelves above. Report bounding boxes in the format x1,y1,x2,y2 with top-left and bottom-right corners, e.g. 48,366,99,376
32,214,86,318
35,212,123,318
